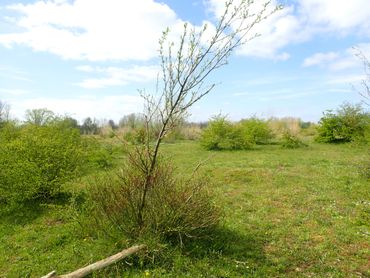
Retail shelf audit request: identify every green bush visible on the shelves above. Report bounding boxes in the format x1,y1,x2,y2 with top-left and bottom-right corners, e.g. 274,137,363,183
82,157,220,244
123,126,148,145
200,116,249,150
83,138,114,170
316,103,370,143
0,121,85,205
239,118,274,145
281,130,307,149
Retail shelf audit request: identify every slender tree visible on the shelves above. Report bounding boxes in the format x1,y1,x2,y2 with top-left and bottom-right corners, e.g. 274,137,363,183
130,0,280,227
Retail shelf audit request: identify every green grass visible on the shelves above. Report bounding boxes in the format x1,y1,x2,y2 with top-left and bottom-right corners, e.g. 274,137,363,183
1,141,369,277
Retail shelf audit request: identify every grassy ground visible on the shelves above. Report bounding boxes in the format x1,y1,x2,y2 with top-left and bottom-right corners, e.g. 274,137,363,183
0,141,369,277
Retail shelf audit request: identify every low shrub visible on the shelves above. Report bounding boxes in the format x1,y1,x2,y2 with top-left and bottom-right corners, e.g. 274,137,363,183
281,130,307,149
239,118,274,145
82,156,220,245
0,121,85,205
200,116,250,150
123,126,148,145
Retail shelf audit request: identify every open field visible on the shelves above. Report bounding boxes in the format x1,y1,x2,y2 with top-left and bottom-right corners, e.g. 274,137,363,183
0,141,369,277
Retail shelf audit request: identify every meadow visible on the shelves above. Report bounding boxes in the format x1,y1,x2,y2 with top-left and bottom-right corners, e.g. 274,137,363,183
0,139,369,277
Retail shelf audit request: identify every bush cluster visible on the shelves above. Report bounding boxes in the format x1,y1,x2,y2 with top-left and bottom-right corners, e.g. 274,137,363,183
200,116,273,150
0,121,85,205
316,103,370,143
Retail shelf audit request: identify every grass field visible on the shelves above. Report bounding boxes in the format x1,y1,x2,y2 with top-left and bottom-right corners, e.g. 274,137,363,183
0,141,369,277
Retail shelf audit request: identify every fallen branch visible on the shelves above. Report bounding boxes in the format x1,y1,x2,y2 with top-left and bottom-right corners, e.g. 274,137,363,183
41,244,146,278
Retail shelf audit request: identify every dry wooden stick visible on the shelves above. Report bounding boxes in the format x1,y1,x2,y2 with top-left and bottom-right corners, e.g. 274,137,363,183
41,244,146,278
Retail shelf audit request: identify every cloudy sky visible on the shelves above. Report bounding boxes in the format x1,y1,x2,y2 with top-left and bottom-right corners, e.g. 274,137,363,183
0,0,369,123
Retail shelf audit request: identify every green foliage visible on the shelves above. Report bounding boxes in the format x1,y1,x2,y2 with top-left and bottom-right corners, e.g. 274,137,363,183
316,103,370,143
123,126,148,145
200,116,274,150
281,130,307,149
200,116,249,150
239,117,274,145
83,157,220,244
0,121,85,205
83,138,114,170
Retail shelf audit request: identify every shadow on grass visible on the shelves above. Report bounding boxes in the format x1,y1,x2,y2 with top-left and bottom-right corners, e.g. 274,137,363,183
181,225,268,263
0,202,46,226
92,226,271,276
0,191,73,226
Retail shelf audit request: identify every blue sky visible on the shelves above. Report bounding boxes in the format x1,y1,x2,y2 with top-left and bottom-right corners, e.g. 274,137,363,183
0,0,369,123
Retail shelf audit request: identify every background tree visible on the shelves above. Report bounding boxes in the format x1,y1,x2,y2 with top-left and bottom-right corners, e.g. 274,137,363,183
25,108,55,126
0,101,10,125
108,119,118,130
81,117,99,135
119,113,144,129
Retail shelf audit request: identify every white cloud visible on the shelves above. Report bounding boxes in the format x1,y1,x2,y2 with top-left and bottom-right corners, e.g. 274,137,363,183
76,65,159,88
298,0,370,36
10,94,143,121
0,88,30,96
1,0,370,63
303,52,339,67
327,74,365,85
205,0,370,60
303,43,370,71
206,0,298,60
0,0,185,61
0,65,32,82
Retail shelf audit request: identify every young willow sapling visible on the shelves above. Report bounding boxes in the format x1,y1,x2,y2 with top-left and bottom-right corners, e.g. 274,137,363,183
134,0,280,228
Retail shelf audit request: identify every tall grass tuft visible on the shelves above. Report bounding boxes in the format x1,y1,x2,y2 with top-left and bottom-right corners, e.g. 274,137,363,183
82,154,220,246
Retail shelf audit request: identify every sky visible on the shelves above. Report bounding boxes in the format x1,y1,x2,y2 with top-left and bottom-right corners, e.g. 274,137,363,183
0,0,369,123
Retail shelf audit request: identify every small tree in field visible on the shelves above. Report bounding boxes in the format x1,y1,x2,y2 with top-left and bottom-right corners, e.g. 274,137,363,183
89,0,279,241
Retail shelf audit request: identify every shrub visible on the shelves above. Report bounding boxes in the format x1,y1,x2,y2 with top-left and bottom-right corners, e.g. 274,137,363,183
316,103,369,143
123,126,148,145
200,116,249,150
239,118,274,145
83,156,220,244
281,130,307,149
83,138,114,170
0,121,85,205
